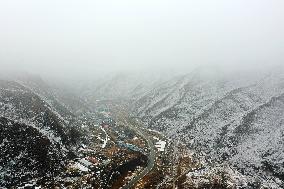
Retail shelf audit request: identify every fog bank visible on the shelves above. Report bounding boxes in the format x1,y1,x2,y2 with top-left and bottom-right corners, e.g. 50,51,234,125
0,0,283,80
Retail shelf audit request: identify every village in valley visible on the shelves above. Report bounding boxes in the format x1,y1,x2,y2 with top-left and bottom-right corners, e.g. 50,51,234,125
42,106,198,189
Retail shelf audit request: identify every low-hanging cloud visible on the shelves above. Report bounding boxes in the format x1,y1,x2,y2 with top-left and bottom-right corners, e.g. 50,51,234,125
0,0,283,79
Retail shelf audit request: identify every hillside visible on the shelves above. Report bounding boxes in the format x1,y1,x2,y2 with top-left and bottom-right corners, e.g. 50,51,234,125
0,78,87,187
129,68,284,188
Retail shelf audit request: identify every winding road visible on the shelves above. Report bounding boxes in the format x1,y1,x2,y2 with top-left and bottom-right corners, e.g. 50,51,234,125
120,117,157,189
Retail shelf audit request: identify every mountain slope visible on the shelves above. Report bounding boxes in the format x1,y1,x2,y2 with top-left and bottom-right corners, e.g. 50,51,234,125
0,117,65,186
0,78,86,187
130,68,284,187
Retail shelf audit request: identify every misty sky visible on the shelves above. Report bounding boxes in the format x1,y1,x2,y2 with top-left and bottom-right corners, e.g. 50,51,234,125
0,0,283,79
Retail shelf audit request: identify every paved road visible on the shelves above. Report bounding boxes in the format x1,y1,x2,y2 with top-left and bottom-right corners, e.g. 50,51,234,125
120,117,156,189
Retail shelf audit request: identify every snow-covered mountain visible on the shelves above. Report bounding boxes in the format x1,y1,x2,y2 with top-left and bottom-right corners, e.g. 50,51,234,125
0,76,88,187
81,71,175,101
129,67,284,187
2,67,284,187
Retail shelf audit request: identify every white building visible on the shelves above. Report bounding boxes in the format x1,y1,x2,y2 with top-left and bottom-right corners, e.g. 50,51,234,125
155,140,166,152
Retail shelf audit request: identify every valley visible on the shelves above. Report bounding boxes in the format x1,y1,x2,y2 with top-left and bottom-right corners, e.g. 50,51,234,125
1,67,284,188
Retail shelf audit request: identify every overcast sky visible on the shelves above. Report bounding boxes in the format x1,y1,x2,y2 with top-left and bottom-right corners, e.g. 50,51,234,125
0,0,283,79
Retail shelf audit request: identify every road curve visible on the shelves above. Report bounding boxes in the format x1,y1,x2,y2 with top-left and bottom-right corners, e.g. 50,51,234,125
121,118,156,189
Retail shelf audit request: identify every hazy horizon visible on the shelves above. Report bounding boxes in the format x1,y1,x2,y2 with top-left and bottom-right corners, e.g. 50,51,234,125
0,0,283,80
